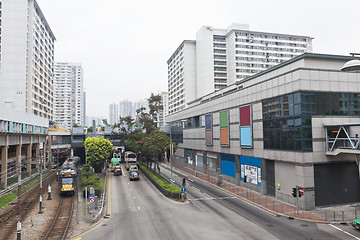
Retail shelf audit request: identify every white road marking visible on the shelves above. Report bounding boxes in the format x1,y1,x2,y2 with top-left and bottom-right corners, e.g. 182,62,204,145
192,186,200,192
133,196,136,199
188,196,236,201
188,178,194,182
138,206,141,210
203,192,213,199
329,224,360,240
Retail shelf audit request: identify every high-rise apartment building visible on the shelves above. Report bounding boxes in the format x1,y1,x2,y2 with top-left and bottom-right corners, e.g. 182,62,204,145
109,103,119,126
168,23,313,114
0,0,56,120
119,100,134,118
54,62,84,128
157,92,168,127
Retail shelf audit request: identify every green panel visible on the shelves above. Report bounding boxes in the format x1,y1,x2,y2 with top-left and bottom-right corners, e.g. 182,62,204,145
220,111,229,128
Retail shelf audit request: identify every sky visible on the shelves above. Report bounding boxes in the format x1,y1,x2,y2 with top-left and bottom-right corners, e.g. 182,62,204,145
36,0,360,117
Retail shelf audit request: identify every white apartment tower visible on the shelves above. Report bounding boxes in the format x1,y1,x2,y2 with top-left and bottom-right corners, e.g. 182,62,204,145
0,0,56,120
109,103,119,126
54,62,84,128
158,92,168,127
168,23,313,114
167,40,196,114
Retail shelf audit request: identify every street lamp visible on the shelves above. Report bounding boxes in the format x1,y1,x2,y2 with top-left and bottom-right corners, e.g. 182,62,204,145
342,53,360,179
341,53,360,72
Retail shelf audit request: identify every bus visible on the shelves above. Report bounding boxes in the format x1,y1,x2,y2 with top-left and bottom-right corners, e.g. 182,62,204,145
110,158,120,172
124,151,137,171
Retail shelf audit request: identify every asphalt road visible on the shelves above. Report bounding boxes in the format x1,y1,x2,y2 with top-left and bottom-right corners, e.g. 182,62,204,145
78,164,360,240
80,164,280,240
160,164,360,240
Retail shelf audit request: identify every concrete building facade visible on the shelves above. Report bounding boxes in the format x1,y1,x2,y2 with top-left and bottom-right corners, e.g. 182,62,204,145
54,62,84,128
167,53,360,209
109,103,119,126
0,0,56,120
168,23,312,114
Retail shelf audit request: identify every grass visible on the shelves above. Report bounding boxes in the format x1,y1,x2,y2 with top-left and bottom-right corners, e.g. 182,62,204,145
139,163,181,194
0,172,48,209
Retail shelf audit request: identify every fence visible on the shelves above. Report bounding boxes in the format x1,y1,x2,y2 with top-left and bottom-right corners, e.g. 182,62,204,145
170,159,360,222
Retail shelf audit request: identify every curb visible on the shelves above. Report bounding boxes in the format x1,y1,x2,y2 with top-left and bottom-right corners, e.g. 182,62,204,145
161,163,330,224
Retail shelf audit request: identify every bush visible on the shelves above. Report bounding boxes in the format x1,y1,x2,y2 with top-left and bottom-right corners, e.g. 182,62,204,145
80,166,103,197
139,163,181,194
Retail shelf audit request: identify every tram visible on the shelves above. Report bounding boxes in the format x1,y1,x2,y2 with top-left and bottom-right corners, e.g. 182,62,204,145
59,161,77,195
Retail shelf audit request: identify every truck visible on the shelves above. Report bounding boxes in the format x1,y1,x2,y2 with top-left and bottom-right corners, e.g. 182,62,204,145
124,151,137,171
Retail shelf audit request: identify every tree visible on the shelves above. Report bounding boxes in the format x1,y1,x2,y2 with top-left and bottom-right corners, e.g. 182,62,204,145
84,137,113,172
148,93,163,121
141,130,176,172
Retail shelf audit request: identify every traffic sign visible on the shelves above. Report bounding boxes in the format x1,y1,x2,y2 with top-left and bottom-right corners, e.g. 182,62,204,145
299,187,304,196
89,198,95,204
89,194,95,199
181,187,186,193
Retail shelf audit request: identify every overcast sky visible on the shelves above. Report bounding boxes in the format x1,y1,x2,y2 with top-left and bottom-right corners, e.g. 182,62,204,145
36,0,360,117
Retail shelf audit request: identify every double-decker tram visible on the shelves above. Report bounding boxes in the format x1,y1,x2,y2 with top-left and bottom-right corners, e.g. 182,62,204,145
59,161,77,195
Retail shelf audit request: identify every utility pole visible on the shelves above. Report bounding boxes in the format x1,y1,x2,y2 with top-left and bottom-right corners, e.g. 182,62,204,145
17,153,22,240
39,151,43,214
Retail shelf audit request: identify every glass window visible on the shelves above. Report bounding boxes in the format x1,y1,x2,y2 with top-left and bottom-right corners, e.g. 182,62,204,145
314,92,330,115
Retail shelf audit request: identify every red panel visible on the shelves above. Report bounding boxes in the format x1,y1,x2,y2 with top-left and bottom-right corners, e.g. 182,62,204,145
206,130,212,145
240,105,251,126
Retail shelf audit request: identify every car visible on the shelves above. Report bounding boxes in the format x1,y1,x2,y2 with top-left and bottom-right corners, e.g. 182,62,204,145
114,166,122,176
129,166,138,172
129,170,139,181
352,218,360,230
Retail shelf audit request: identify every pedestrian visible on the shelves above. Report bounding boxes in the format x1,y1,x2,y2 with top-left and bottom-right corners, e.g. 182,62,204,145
355,134,360,149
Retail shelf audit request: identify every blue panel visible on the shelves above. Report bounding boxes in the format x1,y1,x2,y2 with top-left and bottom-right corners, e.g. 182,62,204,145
8,122,14,133
205,114,212,130
240,156,261,167
221,153,235,162
240,126,252,146
221,160,235,178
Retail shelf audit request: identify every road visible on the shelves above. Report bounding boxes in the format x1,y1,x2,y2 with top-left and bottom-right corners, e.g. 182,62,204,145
78,164,360,240
160,164,360,240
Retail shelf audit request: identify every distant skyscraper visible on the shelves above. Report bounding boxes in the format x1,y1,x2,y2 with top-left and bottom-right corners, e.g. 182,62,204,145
119,100,134,118
168,23,313,114
109,103,119,125
83,91,86,127
0,0,56,120
54,62,84,128
158,92,168,127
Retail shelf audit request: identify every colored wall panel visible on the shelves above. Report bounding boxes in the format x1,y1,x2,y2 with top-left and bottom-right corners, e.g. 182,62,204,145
240,155,261,167
220,111,228,128
206,130,212,145
222,160,236,178
205,114,212,129
240,126,252,146
220,128,229,145
9,122,13,133
240,105,251,126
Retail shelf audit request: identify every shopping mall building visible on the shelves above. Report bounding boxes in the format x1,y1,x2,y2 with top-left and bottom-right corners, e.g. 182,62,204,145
167,53,360,209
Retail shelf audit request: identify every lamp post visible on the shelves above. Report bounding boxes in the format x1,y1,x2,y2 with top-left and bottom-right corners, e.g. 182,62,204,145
342,53,360,179
341,53,360,72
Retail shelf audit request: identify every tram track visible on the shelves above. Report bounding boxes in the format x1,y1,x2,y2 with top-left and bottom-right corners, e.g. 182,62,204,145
0,171,56,240
41,192,74,240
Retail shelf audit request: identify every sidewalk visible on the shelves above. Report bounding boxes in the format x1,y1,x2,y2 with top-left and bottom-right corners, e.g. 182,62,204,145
160,162,359,224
